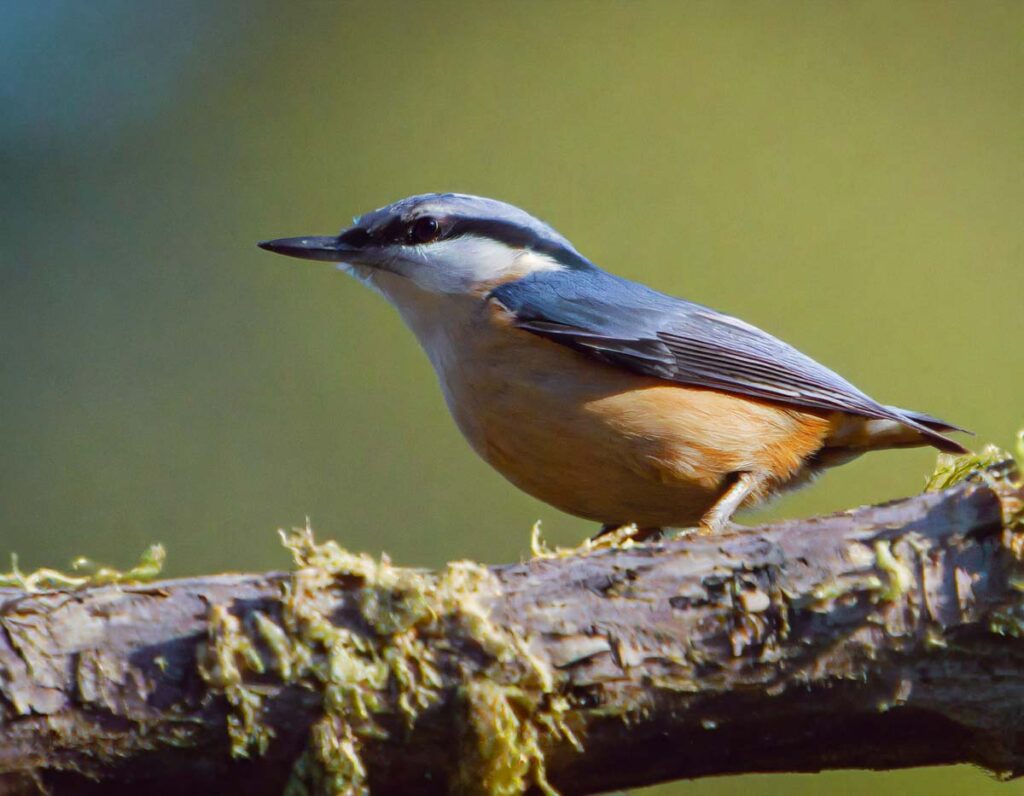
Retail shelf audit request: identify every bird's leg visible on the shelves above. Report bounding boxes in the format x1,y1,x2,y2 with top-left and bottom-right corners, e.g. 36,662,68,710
698,471,765,535
590,524,664,546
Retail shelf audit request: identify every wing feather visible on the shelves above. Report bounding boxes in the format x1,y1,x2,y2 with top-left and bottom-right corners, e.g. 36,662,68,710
491,268,966,452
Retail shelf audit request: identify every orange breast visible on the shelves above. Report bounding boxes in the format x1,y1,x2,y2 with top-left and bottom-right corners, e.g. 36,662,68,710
433,300,833,527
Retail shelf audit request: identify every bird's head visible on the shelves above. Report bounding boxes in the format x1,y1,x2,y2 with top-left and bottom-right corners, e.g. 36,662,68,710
258,193,591,299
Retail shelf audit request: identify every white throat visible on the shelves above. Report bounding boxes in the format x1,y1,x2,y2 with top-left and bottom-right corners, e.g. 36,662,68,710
338,236,564,371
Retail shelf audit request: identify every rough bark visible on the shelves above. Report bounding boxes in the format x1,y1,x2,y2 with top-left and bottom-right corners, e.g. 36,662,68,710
1,460,1022,795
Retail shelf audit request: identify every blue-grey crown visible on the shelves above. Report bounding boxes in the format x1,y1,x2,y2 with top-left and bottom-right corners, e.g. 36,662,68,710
352,193,592,268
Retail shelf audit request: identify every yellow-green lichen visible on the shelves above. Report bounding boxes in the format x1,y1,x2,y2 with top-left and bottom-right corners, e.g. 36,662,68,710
530,519,643,559
929,434,1024,643
871,541,913,603
989,608,1024,639
0,544,165,591
796,540,912,613
797,571,883,611
197,603,272,757
252,610,300,681
924,443,1016,493
791,538,917,614
458,681,556,796
200,525,571,796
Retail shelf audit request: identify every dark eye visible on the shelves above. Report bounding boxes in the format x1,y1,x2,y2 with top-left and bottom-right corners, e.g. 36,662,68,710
410,216,440,244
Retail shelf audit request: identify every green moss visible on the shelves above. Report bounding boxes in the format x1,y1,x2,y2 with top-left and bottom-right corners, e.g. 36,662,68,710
0,544,165,591
793,572,882,612
791,541,912,613
927,434,1024,642
989,609,1024,639
197,603,272,757
457,681,556,796
871,541,913,604
530,519,643,559
199,525,570,795
924,443,1015,493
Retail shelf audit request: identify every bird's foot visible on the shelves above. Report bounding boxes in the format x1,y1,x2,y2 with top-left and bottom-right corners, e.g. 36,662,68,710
663,519,743,539
697,518,734,536
588,524,664,548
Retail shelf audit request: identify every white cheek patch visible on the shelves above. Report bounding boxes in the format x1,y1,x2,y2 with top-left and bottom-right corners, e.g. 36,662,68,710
400,236,564,294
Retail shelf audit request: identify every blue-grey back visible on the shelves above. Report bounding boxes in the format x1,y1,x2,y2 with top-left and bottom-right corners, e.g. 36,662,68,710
490,266,962,451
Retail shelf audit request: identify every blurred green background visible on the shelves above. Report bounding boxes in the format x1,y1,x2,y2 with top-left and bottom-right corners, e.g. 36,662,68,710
1,1,1021,793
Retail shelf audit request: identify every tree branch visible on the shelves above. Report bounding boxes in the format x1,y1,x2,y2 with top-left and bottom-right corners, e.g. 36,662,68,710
1,459,1022,795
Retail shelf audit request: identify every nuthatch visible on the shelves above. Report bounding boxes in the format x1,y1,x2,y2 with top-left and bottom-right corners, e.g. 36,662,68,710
259,193,967,539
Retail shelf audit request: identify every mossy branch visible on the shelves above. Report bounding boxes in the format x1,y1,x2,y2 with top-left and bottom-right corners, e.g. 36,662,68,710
1,454,1023,795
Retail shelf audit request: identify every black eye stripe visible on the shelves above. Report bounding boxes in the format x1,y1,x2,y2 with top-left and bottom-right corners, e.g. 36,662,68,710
447,218,536,248
352,212,590,268
372,217,410,245
369,216,542,248
338,227,371,248
445,218,592,268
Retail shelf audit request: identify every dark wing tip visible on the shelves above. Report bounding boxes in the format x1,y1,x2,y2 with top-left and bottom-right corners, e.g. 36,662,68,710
927,434,972,456
887,406,973,435
887,406,972,454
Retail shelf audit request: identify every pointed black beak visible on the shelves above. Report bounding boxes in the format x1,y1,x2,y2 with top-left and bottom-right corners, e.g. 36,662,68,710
257,235,353,263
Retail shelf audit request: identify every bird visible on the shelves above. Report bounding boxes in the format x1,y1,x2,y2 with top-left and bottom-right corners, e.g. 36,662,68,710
259,193,968,540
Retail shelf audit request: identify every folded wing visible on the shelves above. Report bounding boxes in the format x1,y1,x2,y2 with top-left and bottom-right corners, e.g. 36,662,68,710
490,268,967,453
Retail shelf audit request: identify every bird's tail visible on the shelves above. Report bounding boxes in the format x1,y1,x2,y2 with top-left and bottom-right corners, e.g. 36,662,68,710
821,407,970,460
882,405,972,454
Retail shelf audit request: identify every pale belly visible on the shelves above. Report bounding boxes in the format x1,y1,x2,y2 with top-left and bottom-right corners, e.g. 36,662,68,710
433,313,831,527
